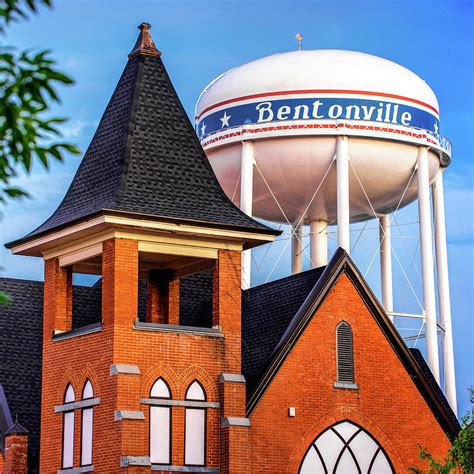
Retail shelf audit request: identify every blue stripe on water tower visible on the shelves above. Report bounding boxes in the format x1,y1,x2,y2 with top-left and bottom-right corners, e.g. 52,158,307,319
196,95,440,139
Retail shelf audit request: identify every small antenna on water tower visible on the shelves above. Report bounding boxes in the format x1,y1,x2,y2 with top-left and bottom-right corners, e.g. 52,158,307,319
295,33,303,50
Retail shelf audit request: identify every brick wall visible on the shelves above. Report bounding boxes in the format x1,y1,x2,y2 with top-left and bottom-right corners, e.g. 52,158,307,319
39,239,453,473
213,250,242,374
246,272,453,473
3,433,28,474
39,241,245,472
43,258,72,336
145,272,180,325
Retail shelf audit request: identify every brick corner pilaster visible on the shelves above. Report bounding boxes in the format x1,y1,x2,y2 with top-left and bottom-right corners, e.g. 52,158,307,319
212,249,242,373
4,430,28,474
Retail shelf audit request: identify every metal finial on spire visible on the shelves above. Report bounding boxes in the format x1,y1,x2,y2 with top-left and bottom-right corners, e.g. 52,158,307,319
128,22,162,59
295,33,303,51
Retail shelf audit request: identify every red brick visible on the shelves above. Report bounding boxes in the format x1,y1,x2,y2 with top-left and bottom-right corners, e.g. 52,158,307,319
3,434,28,474
38,241,453,473
246,273,452,472
39,242,245,472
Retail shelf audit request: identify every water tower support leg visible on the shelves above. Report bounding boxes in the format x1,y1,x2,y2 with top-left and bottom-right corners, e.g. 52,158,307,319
379,214,394,319
416,146,440,382
336,136,350,253
310,220,328,268
240,141,255,289
291,224,303,274
433,170,457,413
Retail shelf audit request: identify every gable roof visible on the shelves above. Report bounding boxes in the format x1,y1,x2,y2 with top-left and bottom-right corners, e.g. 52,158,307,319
7,24,276,249
5,421,29,436
245,248,460,440
0,252,459,465
242,267,326,394
409,348,459,430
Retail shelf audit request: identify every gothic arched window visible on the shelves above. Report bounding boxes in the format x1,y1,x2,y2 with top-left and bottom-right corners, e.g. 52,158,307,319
62,384,75,469
81,380,94,466
336,321,354,384
184,380,206,466
299,420,394,473
150,378,172,464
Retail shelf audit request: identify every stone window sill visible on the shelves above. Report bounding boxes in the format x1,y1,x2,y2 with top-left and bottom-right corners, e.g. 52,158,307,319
55,398,100,413
120,457,219,472
133,321,223,338
152,466,219,473
53,323,102,341
333,382,359,390
57,465,94,474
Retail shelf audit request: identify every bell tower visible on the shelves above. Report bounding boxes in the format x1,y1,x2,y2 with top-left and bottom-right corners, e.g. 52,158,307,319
7,23,279,473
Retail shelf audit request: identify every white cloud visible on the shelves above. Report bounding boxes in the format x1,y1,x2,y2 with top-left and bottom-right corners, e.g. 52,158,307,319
59,119,98,139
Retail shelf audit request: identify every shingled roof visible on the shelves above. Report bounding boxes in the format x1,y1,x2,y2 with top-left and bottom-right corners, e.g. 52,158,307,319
8,23,274,248
0,279,43,473
0,253,460,468
245,249,460,440
242,267,326,394
410,348,460,430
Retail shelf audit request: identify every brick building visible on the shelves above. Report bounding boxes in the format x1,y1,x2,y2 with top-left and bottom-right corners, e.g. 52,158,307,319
0,24,459,473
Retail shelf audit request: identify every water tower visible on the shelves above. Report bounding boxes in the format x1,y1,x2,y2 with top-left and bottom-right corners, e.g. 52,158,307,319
195,49,456,413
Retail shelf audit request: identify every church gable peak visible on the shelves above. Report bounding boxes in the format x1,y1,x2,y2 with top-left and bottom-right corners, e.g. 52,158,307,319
246,248,459,440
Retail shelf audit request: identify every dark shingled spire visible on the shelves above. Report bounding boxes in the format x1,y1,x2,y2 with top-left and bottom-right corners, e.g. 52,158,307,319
11,23,274,247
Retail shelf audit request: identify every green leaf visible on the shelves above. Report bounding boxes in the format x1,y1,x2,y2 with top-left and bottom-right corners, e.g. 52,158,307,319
0,41,80,202
48,145,62,160
409,406,473,473
59,143,80,155
1,0,53,27
4,186,28,198
0,291,10,306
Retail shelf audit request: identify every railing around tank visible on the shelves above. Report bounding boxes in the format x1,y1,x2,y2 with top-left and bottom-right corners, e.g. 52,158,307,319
197,121,452,160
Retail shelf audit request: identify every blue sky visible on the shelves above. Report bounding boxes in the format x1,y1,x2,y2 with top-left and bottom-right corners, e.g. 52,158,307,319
1,0,472,417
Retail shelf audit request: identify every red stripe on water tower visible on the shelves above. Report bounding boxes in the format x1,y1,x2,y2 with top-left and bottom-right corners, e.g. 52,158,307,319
196,89,439,119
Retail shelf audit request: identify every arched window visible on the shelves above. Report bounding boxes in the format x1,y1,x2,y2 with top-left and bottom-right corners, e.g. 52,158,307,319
336,321,354,384
150,378,171,465
62,384,75,469
81,380,94,466
299,420,394,473
184,380,206,466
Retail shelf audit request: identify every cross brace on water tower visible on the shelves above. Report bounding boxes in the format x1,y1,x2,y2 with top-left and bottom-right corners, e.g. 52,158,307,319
237,135,456,415
196,48,457,415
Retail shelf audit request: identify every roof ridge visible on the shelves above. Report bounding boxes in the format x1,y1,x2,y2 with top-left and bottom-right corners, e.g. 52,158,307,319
110,55,144,209
0,276,103,290
0,277,44,285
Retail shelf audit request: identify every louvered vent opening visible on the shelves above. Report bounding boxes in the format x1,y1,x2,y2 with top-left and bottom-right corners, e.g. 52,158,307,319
336,322,354,383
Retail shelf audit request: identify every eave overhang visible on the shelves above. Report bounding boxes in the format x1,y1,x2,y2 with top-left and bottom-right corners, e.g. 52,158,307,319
6,209,280,257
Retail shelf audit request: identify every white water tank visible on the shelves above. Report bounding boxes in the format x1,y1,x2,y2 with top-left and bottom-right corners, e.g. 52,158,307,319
196,50,451,224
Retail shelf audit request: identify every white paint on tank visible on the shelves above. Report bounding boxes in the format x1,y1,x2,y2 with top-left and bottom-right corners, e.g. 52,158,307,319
207,136,439,224
197,50,439,116
196,49,447,224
